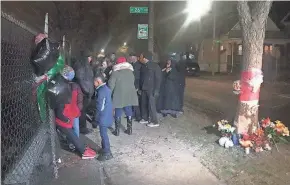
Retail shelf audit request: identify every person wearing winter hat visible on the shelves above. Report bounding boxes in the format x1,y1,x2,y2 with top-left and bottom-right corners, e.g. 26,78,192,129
108,57,138,136
60,65,83,137
55,65,96,159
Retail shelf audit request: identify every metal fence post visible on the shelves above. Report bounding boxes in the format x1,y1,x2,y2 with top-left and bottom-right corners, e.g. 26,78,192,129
44,13,48,37
49,108,58,179
62,35,66,64
44,13,58,180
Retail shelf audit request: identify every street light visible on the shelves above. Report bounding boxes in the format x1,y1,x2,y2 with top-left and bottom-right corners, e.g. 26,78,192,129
184,0,213,25
101,49,105,53
123,42,127,46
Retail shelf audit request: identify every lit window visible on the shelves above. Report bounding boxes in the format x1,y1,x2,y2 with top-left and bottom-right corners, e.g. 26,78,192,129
264,45,269,52
238,45,242,55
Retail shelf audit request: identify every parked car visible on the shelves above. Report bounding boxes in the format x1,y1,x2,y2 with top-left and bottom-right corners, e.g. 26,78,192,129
185,60,200,76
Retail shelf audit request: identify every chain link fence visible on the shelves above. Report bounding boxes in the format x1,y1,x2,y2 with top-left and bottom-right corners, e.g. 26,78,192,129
1,11,58,185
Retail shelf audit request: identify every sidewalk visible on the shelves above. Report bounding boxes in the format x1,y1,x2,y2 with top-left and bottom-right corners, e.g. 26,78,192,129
46,100,290,185
47,111,224,185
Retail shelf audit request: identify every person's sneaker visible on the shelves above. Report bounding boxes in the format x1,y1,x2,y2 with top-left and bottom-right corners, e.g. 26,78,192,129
86,147,97,154
82,147,96,159
146,122,160,127
97,152,113,161
139,119,149,124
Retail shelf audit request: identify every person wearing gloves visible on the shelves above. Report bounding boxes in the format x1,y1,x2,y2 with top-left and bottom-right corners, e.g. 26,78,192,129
139,52,162,127
55,65,96,159
108,57,138,136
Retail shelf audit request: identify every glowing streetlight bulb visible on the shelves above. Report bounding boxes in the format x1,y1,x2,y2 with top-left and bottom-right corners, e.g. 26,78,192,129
101,49,105,53
123,42,127,46
184,0,213,24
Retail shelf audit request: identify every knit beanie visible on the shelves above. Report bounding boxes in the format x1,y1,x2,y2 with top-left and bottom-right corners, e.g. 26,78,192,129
116,57,127,64
61,65,75,81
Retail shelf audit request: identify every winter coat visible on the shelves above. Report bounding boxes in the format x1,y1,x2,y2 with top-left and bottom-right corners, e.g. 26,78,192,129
176,59,186,110
158,61,182,112
104,66,113,79
72,58,94,98
176,59,186,86
55,83,82,128
108,62,138,108
140,61,162,94
95,84,113,127
132,61,142,89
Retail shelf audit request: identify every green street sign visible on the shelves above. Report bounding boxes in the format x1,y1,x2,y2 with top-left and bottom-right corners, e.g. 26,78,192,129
130,7,148,14
137,24,148,39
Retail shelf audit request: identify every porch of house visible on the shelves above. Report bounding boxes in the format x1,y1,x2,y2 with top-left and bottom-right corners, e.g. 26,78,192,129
223,38,290,81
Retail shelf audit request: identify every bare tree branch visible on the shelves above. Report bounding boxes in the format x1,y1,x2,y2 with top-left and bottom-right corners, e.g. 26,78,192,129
251,1,273,23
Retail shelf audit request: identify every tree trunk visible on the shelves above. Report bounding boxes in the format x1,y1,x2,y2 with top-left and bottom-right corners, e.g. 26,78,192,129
235,1,272,134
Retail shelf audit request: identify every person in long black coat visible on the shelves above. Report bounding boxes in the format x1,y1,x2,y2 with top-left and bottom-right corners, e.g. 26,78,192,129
159,59,182,118
176,53,187,112
72,57,94,135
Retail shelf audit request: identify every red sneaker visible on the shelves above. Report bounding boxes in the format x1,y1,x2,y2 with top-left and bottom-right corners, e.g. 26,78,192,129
82,147,96,159
86,147,97,155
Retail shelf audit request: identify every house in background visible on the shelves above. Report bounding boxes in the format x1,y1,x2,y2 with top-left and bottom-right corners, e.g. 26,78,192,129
198,15,290,79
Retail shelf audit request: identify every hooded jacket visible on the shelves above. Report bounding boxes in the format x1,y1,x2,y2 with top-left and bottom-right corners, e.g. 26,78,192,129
95,84,113,126
55,83,83,128
108,62,138,108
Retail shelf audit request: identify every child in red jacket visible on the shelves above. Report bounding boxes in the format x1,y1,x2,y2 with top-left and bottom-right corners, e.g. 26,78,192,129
55,65,96,159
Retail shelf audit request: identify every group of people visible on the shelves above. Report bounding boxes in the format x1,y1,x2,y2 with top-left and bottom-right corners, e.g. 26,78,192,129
54,51,187,161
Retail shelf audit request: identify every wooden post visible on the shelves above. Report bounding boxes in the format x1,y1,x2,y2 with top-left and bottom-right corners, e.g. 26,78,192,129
211,2,216,76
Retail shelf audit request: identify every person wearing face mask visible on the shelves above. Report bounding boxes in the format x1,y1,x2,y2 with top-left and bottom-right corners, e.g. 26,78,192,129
159,59,181,118
139,52,162,128
55,65,96,159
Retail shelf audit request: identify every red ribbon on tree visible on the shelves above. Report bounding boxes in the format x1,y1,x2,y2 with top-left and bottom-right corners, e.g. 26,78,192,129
239,69,263,102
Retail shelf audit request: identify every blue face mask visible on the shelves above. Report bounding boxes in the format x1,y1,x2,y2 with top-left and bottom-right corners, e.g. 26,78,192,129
65,71,75,81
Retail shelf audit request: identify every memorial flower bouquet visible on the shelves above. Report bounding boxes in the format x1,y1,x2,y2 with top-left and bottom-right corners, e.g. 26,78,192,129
261,118,289,143
214,120,236,137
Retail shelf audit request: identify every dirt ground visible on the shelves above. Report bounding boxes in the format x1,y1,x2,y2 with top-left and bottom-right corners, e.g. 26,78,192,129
48,76,290,185
183,76,290,185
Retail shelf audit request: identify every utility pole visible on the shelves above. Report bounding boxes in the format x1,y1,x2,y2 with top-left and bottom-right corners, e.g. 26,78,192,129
148,1,154,59
211,2,216,76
